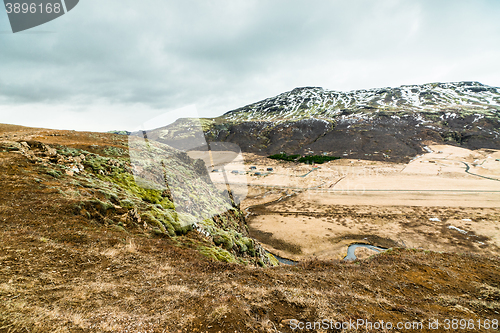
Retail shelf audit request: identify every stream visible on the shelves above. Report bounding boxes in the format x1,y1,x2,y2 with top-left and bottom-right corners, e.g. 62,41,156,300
268,244,389,265
266,251,298,265
343,244,388,261
246,191,389,264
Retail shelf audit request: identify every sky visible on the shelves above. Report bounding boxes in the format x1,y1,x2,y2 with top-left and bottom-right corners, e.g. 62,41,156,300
1,0,500,131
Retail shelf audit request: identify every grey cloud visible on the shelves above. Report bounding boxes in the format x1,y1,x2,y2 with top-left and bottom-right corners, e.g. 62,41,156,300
0,0,499,130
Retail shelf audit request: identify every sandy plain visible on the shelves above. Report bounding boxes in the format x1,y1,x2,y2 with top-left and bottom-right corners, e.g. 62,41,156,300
236,145,500,261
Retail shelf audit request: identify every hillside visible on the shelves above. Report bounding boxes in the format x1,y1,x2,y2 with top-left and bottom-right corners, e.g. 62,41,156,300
223,81,500,122
0,125,275,267
0,125,500,333
202,81,500,162
1,126,500,332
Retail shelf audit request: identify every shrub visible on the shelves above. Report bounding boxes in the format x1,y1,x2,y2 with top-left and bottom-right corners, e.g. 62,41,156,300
268,153,300,161
298,155,341,164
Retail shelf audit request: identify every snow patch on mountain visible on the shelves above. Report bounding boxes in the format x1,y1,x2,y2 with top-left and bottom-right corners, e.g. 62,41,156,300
222,81,500,122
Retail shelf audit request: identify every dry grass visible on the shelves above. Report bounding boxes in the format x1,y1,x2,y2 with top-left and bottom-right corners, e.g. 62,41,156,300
1,128,500,332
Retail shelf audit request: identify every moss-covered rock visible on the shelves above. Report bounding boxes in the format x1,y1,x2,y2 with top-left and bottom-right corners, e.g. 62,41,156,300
266,252,280,266
66,142,271,266
213,231,234,250
199,246,237,263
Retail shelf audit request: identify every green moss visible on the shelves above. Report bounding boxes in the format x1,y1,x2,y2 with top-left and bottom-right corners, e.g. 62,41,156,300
172,214,195,235
267,253,280,267
213,231,234,250
103,172,175,208
97,189,119,202
77,147,271,265
200,218,215,228
235,239,247,253
83,155,109,173
46,169,62,178
141,212,171,236
199,246,237,263
233,235,253,254
243,237,256,256
385,248,395,255
57,147,89,157
119,199,135,209
103,146,127,157
88,199,115,215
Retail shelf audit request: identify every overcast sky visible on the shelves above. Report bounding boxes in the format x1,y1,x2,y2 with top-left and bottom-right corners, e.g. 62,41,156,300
1,0,500,131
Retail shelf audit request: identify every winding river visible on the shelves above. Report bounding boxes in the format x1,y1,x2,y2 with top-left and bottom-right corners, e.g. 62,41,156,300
245,187,391,264
344,244,388,261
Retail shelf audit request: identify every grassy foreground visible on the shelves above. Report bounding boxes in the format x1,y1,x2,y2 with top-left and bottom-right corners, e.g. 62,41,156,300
0,125,499,332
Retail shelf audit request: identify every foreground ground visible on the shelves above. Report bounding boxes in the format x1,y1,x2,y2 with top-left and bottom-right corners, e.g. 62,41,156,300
1,125,500,332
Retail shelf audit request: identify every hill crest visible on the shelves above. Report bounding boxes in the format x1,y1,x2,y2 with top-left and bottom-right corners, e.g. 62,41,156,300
222,81,500,122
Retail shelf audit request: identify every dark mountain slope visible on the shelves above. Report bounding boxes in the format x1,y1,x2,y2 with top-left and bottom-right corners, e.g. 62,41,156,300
202,81,500,162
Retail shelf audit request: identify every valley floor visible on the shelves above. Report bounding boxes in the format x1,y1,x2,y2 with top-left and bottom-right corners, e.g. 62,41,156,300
240,145,500,261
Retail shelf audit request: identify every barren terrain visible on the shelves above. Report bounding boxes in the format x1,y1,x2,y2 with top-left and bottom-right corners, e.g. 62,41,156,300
242,145,500,261
1,125,500,332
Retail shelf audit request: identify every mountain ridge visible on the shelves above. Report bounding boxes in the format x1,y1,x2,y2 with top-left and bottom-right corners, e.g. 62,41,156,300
198,81,500,162
131,81,500,163
222,81,500,123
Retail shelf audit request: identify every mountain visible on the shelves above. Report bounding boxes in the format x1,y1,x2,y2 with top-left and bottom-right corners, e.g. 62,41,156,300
222,81,500,121
204,81,500,162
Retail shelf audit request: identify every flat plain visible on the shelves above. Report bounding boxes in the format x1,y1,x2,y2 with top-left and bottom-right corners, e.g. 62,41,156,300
240,145,500,261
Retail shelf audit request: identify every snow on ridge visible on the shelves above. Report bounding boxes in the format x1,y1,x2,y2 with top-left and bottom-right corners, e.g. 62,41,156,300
222,81,500,121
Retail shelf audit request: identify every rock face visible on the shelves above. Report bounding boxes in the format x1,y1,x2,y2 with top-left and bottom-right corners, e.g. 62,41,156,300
202,81,500,162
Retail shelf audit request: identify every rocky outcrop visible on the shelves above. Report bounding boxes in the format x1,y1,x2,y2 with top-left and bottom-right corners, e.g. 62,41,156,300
2,138,277,266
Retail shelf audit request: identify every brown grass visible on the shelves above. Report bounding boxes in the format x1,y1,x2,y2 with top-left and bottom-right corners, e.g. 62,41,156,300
1,127,500,332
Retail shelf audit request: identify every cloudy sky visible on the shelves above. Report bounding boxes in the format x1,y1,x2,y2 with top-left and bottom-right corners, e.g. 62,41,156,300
1,0,500,131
